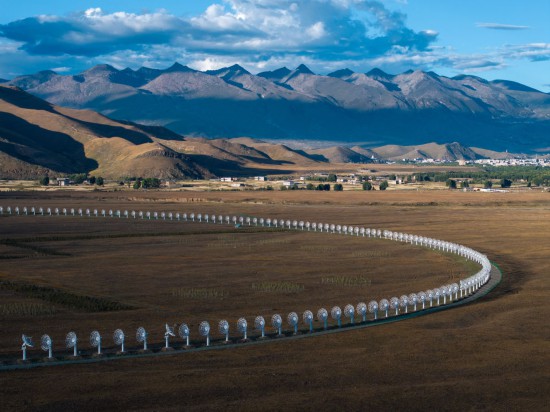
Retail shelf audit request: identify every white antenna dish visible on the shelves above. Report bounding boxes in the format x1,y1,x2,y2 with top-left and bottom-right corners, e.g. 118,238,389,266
434,288,441,305
254,316,266,338
344,304,355,324
65,331,78,357
40,334,53,359
418,291,426,309
368,300,379,320
287,312,299,334
303,310,314,333
356,302,367,322
178,323,190,347
136,327,148,350
21,334,33,361
408,293,418,311
113,329,125,353
390,297,400,315
331,306,342,327
237,318,248,340
426,290,434,307
219,320,230,342
199,321,210,346
164,323,175,349
317,308,328,329
379,299,389,318
399,295,409,313
271,314,283,336
90,330,102,355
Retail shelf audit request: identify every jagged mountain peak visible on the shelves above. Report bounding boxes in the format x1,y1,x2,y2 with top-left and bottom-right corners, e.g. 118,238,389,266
294,64,314,75
328,68,355,79
206,64,250,77
257,67,291,81
366,68,393,79
82,64,119,75
5,63,550,152
165,62,196,73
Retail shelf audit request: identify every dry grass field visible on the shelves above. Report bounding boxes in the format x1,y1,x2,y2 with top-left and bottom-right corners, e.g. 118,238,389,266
1,190,549,411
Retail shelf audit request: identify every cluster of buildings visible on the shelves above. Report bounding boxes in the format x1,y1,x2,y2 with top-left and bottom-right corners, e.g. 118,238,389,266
472,157,550,167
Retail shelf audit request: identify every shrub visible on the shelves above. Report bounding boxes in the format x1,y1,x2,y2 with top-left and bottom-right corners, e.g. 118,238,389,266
379,180,389,190
501,178,512,188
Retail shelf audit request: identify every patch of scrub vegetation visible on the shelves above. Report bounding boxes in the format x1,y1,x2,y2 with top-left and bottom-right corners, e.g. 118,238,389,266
251,281,304,293
0,239,70,256
0,280,134,312
0,302,57,316
171,287,229,300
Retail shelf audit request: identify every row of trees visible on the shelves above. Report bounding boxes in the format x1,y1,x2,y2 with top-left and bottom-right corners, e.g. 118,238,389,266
446,178,513,189
416,166,550,186
291,181,388,191
132,178,161,189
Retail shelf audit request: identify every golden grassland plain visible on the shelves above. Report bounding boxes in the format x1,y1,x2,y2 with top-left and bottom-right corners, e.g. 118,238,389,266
1,190,549,411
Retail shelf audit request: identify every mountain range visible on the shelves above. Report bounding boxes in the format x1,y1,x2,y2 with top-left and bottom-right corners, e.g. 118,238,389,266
3,63,550,153
1,85,530,180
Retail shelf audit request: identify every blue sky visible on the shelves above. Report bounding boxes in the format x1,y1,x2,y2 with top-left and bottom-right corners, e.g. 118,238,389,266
1,0,548,91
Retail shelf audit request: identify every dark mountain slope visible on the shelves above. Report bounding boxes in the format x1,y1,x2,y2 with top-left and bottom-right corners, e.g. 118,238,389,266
6,64,550,152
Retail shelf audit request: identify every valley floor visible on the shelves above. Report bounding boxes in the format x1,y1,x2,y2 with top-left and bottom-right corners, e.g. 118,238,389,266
1,190,549,411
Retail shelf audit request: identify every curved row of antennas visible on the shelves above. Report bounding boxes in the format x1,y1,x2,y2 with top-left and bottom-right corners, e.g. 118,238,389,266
2,204,491,298
7,205,492,360
20,283,486,360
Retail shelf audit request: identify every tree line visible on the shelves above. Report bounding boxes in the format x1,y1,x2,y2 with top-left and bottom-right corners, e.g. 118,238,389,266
414,166,550,186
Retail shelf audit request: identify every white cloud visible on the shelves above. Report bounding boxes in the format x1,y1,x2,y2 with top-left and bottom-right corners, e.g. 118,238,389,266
0,0,547,85
476,22,530,30
0,0,436,60
306,22,327,39
51,66,71,72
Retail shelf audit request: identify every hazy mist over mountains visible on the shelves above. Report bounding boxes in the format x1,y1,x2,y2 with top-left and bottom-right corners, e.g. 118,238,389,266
3,63,550,153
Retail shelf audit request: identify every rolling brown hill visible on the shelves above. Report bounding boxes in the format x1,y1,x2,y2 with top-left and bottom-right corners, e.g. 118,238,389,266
0,86,326,179
309,146,374,163
0,85,210,179
230,137,324,164
370,142,480,161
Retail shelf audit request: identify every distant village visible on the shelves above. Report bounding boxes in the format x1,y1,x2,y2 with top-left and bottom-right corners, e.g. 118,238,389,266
387,156,550,167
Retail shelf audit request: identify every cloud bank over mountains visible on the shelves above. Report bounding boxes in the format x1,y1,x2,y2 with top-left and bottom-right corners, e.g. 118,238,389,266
0,0,548,88
0,1,435,62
